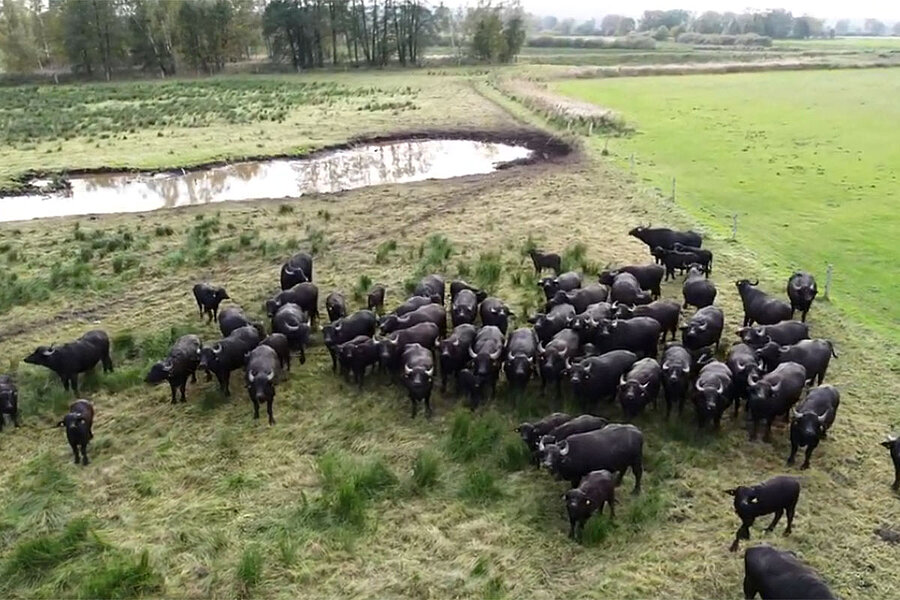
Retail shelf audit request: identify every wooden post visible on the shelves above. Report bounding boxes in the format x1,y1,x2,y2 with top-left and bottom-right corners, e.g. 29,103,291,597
588,122,594,136
824,264,833,299
731,213,738,241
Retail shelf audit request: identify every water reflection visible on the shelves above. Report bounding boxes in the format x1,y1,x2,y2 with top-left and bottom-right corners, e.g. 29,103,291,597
1,139,533,223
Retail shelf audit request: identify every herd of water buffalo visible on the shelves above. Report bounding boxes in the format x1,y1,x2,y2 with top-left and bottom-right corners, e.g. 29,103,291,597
3,223,897,598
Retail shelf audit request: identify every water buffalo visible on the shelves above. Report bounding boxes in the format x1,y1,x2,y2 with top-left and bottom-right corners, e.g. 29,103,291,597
414,274,445,305
882,435,900,491
725,476,800,552
727,343,762,404
594,317,660,358
615,299,680,343
219,307,264,338
261,333,291,371
57,399,94,465
788,385,839,469
272,303,311,364
756,339,837,385
24,330,113,395
673,242,713,275
325,291,348,323
192,283,230,322
265,282,319,323
449,280,487,303
145,334,202,404
737,321,810,349
682,265,717,309
540,414,608,447
0,375,20,430
743,543,836,599
380,303,446,337
746,362,807,442
539,271,583,300
280,251,313,289
564,470,616,540
539,329,580,399
681,306,724,352
548,285,609,314
451,289,478,327
654,246,706,280
599,264,664,299
468,326,505,404
438,324,477,392
532,303,577,344
378,321,440,374
736,279,792,327
629,225,702,259
199,325,261,395
480,297,511,334
616,358,661,419
401,343,434,418
367,285,386,314
504,327,539,391
516,412,572,463
660,343,692,417
322,310,377,371
336,336,379,387
568,302,613,344
787,271,817,322
245,345,280,425
393,295,434,316
693,361,734,429
529,248,561,274
607,272,651,306
542,424,644,493
569,350,638,410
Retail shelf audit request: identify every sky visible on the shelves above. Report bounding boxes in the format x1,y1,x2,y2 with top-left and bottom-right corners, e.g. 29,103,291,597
440,0,900,23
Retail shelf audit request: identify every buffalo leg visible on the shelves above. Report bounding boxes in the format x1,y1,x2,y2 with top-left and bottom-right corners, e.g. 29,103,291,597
765,510,784,533
409,396,418,419
180,381,187,403
568,518,577,540
892,466,899,491
13,412,20,427
80,444,89,466
102,353,113,373
801,309,808,323
267,399,275,426
169,382,178,405
441,371,447,393
631,459,643,495
749,419,758,441
62,375,70,391
251,398,260,420
763,418,774,443
329,349,337,373
785,502,796,535
424,393,433,420
801,442,817,470
70,442,80,464
787,442,799,466
70,376,78,395
298,346,306,365
743,574,757,599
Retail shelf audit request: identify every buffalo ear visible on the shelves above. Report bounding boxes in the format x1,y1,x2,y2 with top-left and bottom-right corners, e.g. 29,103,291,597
56,419,65,428
882,440,896,449
723,488,737,496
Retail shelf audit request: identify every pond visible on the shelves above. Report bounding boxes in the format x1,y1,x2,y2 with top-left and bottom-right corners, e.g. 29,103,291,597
1,139,534,223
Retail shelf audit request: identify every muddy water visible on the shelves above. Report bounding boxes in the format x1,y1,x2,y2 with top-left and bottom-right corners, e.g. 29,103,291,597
1,139,533,223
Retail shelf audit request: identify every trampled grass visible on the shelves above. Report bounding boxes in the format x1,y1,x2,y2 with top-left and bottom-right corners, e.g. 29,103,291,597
0,70,896,599
554,68,900,343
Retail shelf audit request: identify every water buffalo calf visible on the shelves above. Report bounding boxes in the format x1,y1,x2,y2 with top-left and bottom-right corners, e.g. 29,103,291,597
757,339,837,385
882,435,900,491
747,362,807,442
542,424,644,493
743,544,835,599
325,291,348,323
564,470,616,540
736,279,792,327
145,334,202,404
0,375,20,430
788,385,839,469
539,271,583,300
272,303,311,364
24,330,113,395
438,324,477,392
516,412,572,463
261,333,291,371
693,361,734,429
726,475,800,552
616,357,662,419
57,399,94,466
337,336,379,388
661,343,692,418
323,310,377,371
738,321,810,349
787,271,817,323
414,274,445,305
367,285,386,313
529,248,561,274
682,265,717,309
401,343,434,419
193,283,230,322
245,345,281,425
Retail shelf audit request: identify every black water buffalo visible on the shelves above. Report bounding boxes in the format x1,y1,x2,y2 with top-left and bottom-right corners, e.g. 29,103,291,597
539,329,580,398
438,324,477,392
727,343,762,403
564,470,616,540
568,302,613,344
882,435,900,491
737,321,809,349
788,385,839,469
468,325,505,404
367,285,386,313
541,415,608,447
539,271,583,301
743,543,836,599
393,295,434,316
192,283,230,322
265,282,319,322
616,299,680,343
609,272,652,305
548,285,609,314
325,291,348,323
673,242,713,275
569,350,638,409
736,279,793,326
337,336,379,387
660,343,692,417
654,246,706,280
378,322,440,373
219,307,264,338
529,248,561,274
24,330,113,395
693,361,735,429
681,306,724,352
449,280,487,303
504,328,539,391
380,303,446,336
516,412,572,462
756,339,837,385
746,362,807,442
532,303,577,344
542,424,644,493
682,265,717,309
199,325,261,395
786,271,817,323
414,274,445,305
616,358,662,419
0,375,20,430
272,303,311,364
629,225,702,259
451,289,478,327
322,310,377,371
57,399,94,465
261,333,291,371
594,317,660,358
401,343,434,418
145,334,202,404
280,251,313,289
245,345,280,425
480,297,511,334
726,476,801,552
599,264,665,299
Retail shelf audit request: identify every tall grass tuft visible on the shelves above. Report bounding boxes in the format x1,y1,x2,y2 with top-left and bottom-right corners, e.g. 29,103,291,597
352,274,373,303
1,518,97,583
497,434,531,472
410,449,441,492
445,410,504,462
236,544,263,594
458,467,503,504
473,251,503,293
375,239,397,264
4,453,78,534
317,452,397,527
560,242,589,273
77,550,163,599
418,234,454,273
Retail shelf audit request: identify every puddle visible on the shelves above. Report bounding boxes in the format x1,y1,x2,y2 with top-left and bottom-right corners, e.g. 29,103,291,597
1,139,533,223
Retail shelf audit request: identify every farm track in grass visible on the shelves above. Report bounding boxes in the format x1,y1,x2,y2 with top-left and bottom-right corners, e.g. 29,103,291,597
0,71,898,599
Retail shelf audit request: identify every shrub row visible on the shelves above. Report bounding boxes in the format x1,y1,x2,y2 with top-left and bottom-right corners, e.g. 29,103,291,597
676,32,773,47
527,35,657,50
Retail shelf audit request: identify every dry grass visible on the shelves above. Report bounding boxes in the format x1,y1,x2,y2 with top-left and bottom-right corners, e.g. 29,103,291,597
0,72,897,599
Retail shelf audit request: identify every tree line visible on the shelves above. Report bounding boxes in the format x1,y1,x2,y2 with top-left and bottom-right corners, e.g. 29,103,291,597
0,0,527,78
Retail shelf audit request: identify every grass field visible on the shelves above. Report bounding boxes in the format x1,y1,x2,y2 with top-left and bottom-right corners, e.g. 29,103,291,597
0,70,898,599
554,68,900,343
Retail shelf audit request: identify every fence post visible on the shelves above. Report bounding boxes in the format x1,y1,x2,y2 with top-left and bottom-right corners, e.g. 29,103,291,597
671,177,676,201
824,264,833,299
731,213,738,241
588,122,594,136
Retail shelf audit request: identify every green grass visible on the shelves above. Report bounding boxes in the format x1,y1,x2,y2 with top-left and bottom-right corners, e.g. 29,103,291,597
555,68,900,342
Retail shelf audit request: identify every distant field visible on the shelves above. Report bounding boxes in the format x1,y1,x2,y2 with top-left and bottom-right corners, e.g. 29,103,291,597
555,68,900,342
772,36,900,50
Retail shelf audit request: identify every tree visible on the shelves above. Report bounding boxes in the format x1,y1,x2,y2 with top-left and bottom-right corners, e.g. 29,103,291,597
615,17,635,36
763,9,793,38
501,10,524,61
574,18,595,36
692,11,724,34
864,18,886,35
125,0,178,76
599,14,621,36
834,19,850,35
539,14,556,31
0,0,39,72
555,18,573,35
791,17,810,39
639,9,688,31
652,25,668,41
893,21,900,36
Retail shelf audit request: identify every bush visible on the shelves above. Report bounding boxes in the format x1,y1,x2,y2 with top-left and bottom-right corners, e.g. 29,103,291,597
652,26,669,41
112,253,139,274
676,32,772,46
527,34,656,50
